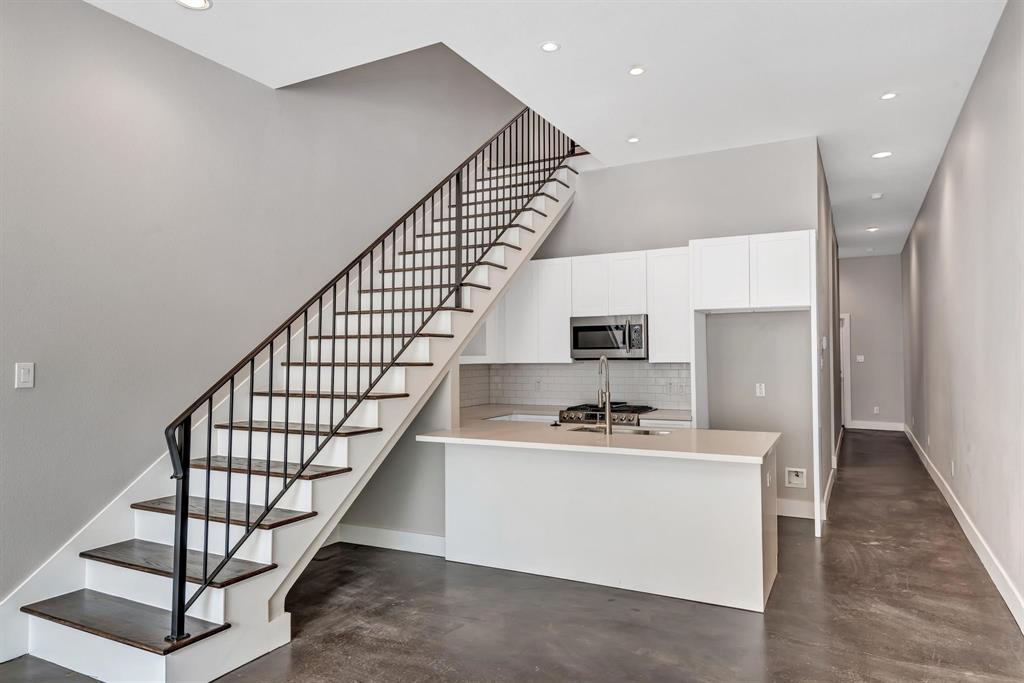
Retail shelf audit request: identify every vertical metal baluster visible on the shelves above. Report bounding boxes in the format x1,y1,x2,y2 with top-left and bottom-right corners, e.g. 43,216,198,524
225,376,234,558
455,171,464,308
265,341,273,510
204,398,212,582
344,272,350,420
390,236,396,366
301,310,308,468
377,245,384,378
358,257,364,400
316,296,323,449
330,283,337,430
246,358,254,530
284,324,291,475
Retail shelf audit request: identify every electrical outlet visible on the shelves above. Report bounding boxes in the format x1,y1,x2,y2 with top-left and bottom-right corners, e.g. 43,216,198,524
784,467,807,488
873,406,880,415
14,362,34,389
856,355,865,363
755,383,766,397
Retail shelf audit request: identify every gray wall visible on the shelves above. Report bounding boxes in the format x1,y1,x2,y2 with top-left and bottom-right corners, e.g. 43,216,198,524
706,312,814,510
537,137,819,258
838,255,905,424
341,375,452,537
0,0,521,597
815,149,839,499
902,1,1023,629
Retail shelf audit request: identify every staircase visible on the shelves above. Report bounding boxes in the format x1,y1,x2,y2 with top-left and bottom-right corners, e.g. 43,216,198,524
16,108,582,682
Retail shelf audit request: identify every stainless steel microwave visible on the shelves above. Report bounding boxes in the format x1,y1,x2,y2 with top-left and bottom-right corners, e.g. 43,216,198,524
570,315,648,360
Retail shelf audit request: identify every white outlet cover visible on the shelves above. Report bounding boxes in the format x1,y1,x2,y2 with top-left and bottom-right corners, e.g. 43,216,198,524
873,406,880,414
14,362,34,389
856,355,865,363
784,467,807,488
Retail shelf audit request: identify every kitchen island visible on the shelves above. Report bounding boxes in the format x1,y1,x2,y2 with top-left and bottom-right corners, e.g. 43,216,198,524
417,415,780,612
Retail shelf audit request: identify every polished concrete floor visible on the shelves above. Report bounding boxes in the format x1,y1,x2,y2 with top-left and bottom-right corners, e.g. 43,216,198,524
4,430,1023,682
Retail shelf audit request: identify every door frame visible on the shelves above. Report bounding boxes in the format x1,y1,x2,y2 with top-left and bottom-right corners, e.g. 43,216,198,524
839,313,852,429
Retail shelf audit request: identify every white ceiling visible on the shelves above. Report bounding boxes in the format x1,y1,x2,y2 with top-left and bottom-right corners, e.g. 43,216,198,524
86,0,1005,257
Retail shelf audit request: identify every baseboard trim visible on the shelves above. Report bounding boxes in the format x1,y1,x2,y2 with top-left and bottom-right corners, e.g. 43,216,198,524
904,426,1024,635
777,498,815,520
329,523,446,557
847,420,904,431
822,466,837,521
833,426,844,469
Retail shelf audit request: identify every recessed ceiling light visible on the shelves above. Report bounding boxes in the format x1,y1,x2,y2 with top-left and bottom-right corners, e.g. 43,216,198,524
628,66,646,76
871,151,893,159
540,42,560,52
175,0,211,9
626,136,640,144
871,192,884,200
866,226,880,232
880,92,898,100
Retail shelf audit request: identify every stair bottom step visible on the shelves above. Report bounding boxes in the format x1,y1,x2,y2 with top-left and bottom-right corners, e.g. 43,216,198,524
21,589,229,655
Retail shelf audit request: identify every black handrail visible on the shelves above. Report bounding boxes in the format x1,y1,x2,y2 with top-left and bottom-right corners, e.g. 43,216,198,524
162,107,576,641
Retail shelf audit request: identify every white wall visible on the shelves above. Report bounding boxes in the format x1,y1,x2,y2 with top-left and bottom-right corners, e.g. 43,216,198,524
0,0,521,598
839,255,905,426
901,1,1024,632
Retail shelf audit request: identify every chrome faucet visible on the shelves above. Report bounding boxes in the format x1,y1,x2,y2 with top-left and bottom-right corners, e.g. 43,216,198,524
597,355,612,435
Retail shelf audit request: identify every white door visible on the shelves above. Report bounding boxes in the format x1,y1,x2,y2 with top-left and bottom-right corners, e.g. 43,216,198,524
571,254,610,316
536,258,573,363
691,236,750,310
646,247,691,363
503,262,539,363
839,313,852,427
749,230,812,308
608,251,647,314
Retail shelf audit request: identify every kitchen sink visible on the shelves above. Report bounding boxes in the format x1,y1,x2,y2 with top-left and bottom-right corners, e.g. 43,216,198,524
570,426,672,436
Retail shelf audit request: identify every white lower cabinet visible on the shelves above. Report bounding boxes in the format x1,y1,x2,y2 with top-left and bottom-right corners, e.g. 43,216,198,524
645,247,690,363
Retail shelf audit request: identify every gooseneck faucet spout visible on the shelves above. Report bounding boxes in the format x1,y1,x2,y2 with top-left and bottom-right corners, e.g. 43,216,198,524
597,355,612,436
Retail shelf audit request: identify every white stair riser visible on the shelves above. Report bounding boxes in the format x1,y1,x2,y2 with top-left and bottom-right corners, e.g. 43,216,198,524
413,225,529,248
134,511,275,564
28,616,165,683
306,336,430,364
250,396,378,429
398,245,513,267
332,310,452,335
192,468,314,512
358,287,472,311
485,161,570,177
374,266,490,289
285,364,406,394
84,560,226,624
214,429,351,468
461,185,563,202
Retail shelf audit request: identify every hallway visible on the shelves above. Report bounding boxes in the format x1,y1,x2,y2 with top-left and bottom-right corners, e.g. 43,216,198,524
4,430,1023,682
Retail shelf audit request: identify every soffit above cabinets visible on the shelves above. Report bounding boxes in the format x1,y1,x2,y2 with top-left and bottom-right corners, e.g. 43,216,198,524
85,1,1005,257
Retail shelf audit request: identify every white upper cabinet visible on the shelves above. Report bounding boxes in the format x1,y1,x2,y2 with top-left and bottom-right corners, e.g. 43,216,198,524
691,235,751,310
535,258,573,363
570,254,609,316
608,251,648,314
503,261,539,363
749,230,812,308
646,247,691,363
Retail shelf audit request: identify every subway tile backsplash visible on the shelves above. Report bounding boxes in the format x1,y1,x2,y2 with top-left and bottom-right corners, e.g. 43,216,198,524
460,362,691,409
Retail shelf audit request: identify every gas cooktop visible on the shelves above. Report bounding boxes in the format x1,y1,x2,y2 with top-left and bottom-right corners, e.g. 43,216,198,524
564,402,654,414
559,402,654,426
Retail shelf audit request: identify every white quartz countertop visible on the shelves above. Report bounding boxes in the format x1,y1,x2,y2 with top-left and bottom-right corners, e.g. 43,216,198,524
461,403,693,422
421,405,778,464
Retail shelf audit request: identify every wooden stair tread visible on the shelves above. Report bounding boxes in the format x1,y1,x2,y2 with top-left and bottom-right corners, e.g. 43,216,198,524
488,150,588,170
80,539,275,589
214,420,381,438
360,282,489,293
132,495,316,529
420,225,534,238
379,261,506,273
433,207,546,222
308,332,454,339
336,306,473,314
464,177,569,193
253,390,409,400
190,455,352,480
401,242,520,254
20,589,229,655
283,360,433,368
452,192,558,207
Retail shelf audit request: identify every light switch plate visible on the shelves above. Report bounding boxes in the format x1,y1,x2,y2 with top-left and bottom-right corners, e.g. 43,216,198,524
14,362,35,389
755,383,766,397
784,467,807,488
856,355,865,363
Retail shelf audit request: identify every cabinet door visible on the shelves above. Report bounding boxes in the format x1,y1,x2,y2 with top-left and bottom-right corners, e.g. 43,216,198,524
691,235,750,310
503,261,538,363
646,247,690,363
535,258,573,363
608,251,647,314
749,230,812,308
570,254,609,316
